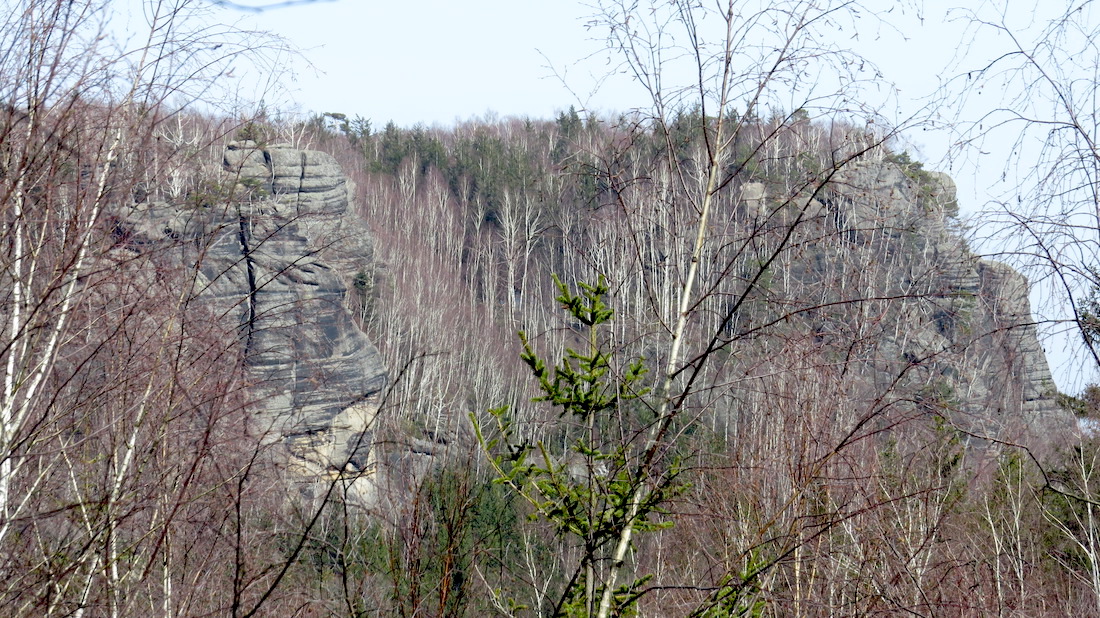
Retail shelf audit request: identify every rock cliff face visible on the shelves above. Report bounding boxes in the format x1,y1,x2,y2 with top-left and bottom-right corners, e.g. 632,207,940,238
733,157,1071,449
218,141,385,471
813,159,1072,446
123,142,386,481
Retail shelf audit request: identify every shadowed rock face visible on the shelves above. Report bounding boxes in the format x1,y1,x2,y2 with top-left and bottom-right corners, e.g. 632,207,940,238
730,159,1072,453
123,142,386,472
820,160,1072,447
219,142,386,468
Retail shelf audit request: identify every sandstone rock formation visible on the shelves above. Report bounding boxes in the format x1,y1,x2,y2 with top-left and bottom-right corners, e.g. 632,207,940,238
121,142,386,494
219,142,386,475
812,158,1072,446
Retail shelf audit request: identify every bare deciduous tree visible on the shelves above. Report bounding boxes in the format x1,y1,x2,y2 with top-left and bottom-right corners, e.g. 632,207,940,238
0,1,298,615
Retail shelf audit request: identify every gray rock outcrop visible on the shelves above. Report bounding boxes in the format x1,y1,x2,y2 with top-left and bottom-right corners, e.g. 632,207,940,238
816,157,1072,446
121,142,386,481
728,156,1072,451
220,142,385,471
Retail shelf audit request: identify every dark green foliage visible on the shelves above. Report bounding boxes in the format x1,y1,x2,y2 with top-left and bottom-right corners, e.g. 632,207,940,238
235,120,273,144
1079,277,1100,348
307,112,373,147
352,269,372,295
367,121,559,231
361,115,601,226
1057,384,1100,418
884,150,959,218
372,122,411,175
1042,441,1100,576
691,547,771,618
184,178,233,209
344,115,373,144
379,124,446,177
915,381,960,414
1056,391,1088,417
399,467,520,618
553,106,584,163
236,175,269,200
294,467,521,618
475,275,682,617
351,268,377,323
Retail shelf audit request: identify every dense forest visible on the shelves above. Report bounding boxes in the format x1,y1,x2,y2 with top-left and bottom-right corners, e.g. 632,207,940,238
4,0,1100,616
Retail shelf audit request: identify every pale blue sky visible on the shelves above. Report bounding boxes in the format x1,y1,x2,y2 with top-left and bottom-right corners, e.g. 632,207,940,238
234,1,948,130
232,2,977,184
239,1,614,125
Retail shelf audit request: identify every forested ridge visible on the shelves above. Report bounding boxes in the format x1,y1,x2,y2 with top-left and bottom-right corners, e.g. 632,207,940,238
5,0,1100,616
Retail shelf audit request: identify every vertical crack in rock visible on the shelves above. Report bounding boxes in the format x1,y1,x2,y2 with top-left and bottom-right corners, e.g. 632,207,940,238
236,206,258,356
297,150,307,215
189,141,388,495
